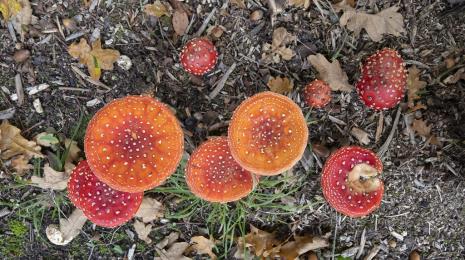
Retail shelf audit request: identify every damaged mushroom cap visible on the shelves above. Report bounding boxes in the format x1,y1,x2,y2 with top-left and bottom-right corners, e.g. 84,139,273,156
180,38,218,76
356,48,407,110
186,137,256,203
302,79,332,108
84,96,184,192
67,161,143,227
228,92,309,176
321,146,384,217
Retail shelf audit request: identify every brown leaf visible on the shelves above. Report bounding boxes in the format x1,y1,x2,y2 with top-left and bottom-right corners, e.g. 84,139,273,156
188,236,217,259
262,27,296,64
0,120,43,160
243,225,280,257
443,67,465,84
133,220,153,244
156,232,180,249
307,54,353,92
230,0,246,8
267,76,294,94
30,164,69,190
11,154,32,175
278,235,329,259
155,242,192,260
68,38,120,80
135,197,165,223
46,208,87,245
332,0,356,12
288,0,310,8
351,127,370,145
407,66,427,108
339,6,406,42
172,10,189,36
64,138,81,164
144,1,171,18
411,119,431,138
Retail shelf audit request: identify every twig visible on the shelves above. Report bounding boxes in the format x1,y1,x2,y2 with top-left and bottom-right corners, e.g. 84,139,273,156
209,62,237,99
58,87,92,92
195,7,217,37
377,106,402,158
331,213,339,260
70,65,110,91
15,74,24,106
208,120,230,132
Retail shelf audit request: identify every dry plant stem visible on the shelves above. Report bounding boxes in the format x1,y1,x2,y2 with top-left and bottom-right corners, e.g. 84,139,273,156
195,7,217,37
377,106,401,158
346,163,381,194
209,62,237,99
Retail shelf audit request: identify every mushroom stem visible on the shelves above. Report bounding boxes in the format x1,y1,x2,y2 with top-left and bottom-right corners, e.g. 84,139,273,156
346,163,381,193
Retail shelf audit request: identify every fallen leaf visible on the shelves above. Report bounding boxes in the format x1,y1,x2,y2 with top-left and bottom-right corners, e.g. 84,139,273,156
172,9,188,36
278,235,329,259
135,197,165,223
30,164,69,190
134,220,153,244
156,232,180,249
411,119,431,138
443,67,465,84
307,54,353,92
407,66,427,108
333,0,356,12
262,27,296,64
155,242,191,260
35,132,60,147
230,0,246,8
68,38,120,80
46,208,87,245
267,76,294,94
351,127,370,145
188,236,217,259
207,25,225,39
144,1,171,18
0,0,21,21
288,0,310,9
0,120,43,160
243,225,280,257
11,154,32,175
64,138,81,164
339,6,406,42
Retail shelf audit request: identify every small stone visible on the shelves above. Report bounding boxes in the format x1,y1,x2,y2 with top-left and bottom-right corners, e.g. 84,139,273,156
117,55,132,71
33,98,44,114
250,10,263,21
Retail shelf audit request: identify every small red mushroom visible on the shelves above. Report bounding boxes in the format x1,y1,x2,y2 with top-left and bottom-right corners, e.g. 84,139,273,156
84,96,184,193
321,146,383,217
67,161,143,227
228,92,309,176
302,79,332,108
356,48,407,110
180,38,218,76
186,137,256,203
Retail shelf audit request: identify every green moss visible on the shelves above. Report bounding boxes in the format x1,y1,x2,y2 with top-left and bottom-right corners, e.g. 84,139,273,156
0,220,28,256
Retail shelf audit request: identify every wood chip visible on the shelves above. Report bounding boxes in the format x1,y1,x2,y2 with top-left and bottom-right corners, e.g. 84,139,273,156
351,127,370,145
14,74,24,106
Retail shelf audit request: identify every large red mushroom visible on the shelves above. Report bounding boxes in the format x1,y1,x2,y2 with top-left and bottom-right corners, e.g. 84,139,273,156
321,146,384,217
67,161,143,227
356,48,407,110
84,96,184,193
186,137,256,203
228,92,308,176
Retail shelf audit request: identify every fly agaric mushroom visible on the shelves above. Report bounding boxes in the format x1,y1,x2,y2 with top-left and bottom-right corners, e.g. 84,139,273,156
321,146,383,217
180,38,218,76
67,161,143,227
84,96,184,193
186,137,256,203
302,79,332,108
228,92,309,176
356,48,407,110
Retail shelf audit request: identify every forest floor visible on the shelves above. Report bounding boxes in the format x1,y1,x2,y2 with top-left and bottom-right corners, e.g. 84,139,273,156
1,0,465,259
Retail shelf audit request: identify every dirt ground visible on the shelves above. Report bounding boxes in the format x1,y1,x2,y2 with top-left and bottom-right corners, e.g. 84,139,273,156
1,0,465,259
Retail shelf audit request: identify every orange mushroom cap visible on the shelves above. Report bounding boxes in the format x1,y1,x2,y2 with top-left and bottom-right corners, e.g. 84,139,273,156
186,137,256,203
84,96,184,192
228,92,309,176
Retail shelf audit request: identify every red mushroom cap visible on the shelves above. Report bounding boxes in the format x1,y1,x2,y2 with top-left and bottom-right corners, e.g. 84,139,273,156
186,137,256,203
180,38,218,76
67,161,143,227
356,48,407,110
302,79,332,108
228,92,309,176
321,146,384,217
84,96,184,192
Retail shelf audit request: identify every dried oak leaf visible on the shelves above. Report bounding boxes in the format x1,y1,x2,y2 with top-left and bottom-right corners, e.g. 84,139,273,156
411,119,441,146
230,0,246,9
278,235,329,259
0,120,42,160
267,76,294,94
443,67,465,84
242,225,281,257
135,197,165,223
68,38,120,81
187,236,218,260
262,27,296,64
46,208,87,246
155,241,192,260
307,54,353,92
172,9,188,36
407,66,427,108
333,0,356,12
11,154,32,175
144,1,171,18
339,6,406,42
134,220,153,244
30,163,70,190
288,0,310,9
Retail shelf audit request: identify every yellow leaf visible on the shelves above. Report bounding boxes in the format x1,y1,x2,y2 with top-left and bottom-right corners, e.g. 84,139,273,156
0,120,43,160
288,0,310,9
307,54,353,92
135,197,165,223
278,235,329,260
267,76,294,94
407,66,427,108
144,1,170,17
188,236,217,260
339,6,406,42
0,0,21,21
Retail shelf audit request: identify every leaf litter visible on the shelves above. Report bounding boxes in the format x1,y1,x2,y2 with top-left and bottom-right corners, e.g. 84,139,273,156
262,27,296,64
307,54,353,92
